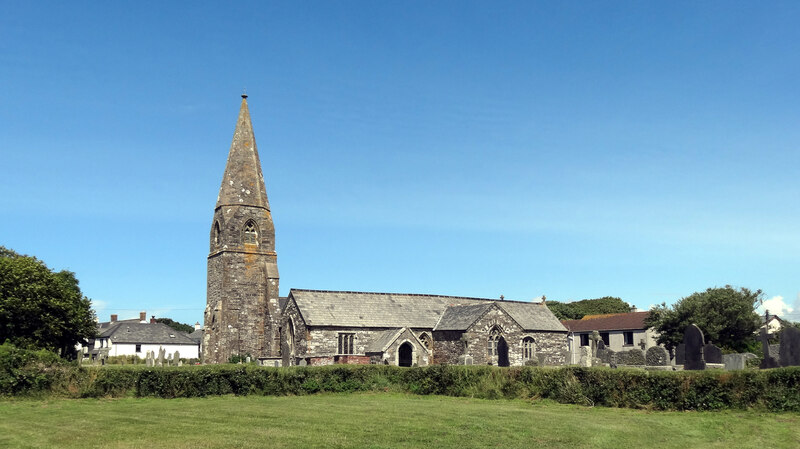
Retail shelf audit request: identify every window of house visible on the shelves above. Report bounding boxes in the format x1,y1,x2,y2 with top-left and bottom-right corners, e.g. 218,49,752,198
624,331,634,346
338,333,355,355
135,344,142,353
600,332,610,346
522,337,535,360
580,334,589,347
243,220,258,245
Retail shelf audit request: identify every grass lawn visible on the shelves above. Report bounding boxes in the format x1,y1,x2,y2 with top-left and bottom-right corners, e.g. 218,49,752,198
1,393,798,449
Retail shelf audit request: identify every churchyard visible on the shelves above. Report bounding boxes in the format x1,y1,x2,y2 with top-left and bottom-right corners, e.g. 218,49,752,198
1,393,798,448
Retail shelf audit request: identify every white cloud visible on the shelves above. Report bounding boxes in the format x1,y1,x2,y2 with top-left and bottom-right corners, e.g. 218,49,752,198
757,295,793,317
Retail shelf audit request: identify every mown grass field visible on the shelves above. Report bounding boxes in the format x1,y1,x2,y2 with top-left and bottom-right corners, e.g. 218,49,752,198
1,393,798,449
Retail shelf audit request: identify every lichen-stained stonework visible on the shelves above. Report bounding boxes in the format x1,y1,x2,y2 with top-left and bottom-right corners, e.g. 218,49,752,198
204,96,280,364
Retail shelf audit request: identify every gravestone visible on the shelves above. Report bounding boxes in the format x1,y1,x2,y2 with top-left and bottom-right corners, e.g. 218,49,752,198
145,351,153,367
621,348,645,365
779,326,800,367
458,354,473,365
759,328,779,369
683,324,706,370
703,343,722,364
246,356,251,364
579,346,592,367
646,346,669,366
675,344,685,365
722,353,746,370
589,331,601,358
157,347,165,367
298,358,307,366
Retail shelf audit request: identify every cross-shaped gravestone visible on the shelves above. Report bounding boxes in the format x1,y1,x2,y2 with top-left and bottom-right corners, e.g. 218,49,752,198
638,339,647,351
589,331,601,357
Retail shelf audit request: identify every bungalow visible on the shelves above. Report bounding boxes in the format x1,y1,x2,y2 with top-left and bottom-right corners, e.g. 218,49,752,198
561,311,658,364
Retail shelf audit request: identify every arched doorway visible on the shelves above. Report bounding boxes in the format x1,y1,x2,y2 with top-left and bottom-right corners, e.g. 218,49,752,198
398,342,413,367
497,337,509,367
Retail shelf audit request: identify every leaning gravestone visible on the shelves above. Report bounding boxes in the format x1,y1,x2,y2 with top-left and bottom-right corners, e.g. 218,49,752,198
759,328,779,369
703,343,723,364
458,354,473,365
646,346,669,366
675,344,686,366
683,324,706,370
779,326,800,367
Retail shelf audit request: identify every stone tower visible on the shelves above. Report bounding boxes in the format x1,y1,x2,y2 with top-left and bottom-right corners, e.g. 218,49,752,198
203,95,280,364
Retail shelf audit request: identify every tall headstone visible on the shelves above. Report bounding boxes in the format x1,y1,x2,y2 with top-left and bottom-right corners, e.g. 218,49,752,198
646,346,669,366
174,351,181,365
759,327,779,369
579,346,592,367
703,343,722,364
157,347,165,367
779,326,800,367
683,324,706,370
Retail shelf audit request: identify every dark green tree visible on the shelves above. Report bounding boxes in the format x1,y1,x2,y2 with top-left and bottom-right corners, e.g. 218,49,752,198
546,296,631,321
155,318,194,334
0,247,96,357
645,285,762,353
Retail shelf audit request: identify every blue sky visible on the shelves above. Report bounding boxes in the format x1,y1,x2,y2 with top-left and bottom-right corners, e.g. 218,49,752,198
2,2,799,325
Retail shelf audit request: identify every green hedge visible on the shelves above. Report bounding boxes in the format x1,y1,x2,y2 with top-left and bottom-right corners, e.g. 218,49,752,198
3,348,799,411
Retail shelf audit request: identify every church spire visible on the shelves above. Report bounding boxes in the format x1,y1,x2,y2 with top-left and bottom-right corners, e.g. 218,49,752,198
216,95,270,210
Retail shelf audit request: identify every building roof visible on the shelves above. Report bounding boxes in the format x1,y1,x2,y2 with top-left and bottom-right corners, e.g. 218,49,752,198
289,289,567,332
216,96,271,210
187,329,204,343
561,311,651,333
99,322,198,345
364,328,405,353
434,304,494,331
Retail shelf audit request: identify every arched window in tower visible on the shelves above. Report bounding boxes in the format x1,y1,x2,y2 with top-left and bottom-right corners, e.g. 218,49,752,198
213,221,221,247
522,336,535,361
243,220,259,246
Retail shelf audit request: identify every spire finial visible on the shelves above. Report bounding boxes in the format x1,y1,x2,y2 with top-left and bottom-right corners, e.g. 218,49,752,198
242,87,248,99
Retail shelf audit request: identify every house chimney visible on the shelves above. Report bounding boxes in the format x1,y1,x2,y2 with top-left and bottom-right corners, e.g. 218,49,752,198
139,311,146,322
499,295,504,301
541,295,546,305
195,322,201,331
110,314,118,322
631,306,638,313
150,315,156,324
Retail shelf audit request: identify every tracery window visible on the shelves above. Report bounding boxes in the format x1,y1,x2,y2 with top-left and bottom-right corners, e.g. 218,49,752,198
419,333,431,351
488,327,502,358
338,333,355,355
522,337,535,360
243,220,258,245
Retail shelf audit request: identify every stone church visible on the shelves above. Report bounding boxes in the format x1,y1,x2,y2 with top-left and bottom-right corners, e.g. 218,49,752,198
203,96,568,367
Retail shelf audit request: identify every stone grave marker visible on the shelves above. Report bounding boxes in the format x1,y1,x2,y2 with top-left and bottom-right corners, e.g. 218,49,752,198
458,354,473,365
722,353,746,370
675,344,685,366
779,326,800,367
759,328,779,369
174,351,180,366
246,356,251,363
157,347,165,367
683,324,706,370
298,358,307,366
646,346,669,366
703,343,722,364
579,346,592,367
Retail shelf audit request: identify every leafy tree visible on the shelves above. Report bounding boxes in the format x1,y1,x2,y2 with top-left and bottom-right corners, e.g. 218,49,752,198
155,318,194,334
546,296,631,321
645,285,761,353
0,247,96,358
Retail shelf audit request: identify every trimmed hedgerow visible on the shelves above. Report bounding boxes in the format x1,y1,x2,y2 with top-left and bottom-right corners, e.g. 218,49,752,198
3,354,800,412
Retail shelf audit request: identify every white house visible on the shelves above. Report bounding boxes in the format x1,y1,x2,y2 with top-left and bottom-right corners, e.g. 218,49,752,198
561,311,659,365
82,312,200,361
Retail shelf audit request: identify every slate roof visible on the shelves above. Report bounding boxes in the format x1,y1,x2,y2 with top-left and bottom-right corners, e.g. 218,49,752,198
561,312,651,332
434,304,494,331
187,329,204,343
289,289,567,332
364,329,404,353
99,322,198,345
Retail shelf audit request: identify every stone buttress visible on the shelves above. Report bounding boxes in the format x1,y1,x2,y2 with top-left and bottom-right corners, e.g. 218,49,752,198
203,95,280,363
